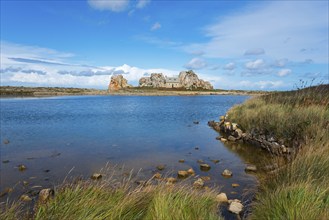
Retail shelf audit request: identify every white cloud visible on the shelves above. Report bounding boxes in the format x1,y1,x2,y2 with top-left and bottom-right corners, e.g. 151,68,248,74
151,22,161,31
223,62,236,70
239,80,284,90
184,58,207,70
0,41,179,88
185,1,328,63
245,59,265,70
277,69,292,77
136,0,150,9
88,0,130,12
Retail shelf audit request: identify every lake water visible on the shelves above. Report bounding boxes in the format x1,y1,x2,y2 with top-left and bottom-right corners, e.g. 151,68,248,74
0,95,269,219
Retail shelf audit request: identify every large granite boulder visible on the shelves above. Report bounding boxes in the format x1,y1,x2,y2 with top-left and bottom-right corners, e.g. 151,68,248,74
179,70,213,90
109,75,132,91
139,73,166,88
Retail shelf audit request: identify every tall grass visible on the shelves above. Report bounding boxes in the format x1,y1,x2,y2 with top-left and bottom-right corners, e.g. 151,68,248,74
227,84,329,219
2,176,221,220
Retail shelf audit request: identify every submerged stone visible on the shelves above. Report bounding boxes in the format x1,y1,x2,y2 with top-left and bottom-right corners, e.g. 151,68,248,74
178,159,185,163
3,139,10,144
211,159,220,164
2,160,9,164
156,165,165,171
232,183,240,188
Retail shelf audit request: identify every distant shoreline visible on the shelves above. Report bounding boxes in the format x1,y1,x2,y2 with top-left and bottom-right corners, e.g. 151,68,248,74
0,86,267,97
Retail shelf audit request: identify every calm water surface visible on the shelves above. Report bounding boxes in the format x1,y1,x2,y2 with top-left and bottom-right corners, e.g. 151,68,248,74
1,95,269,218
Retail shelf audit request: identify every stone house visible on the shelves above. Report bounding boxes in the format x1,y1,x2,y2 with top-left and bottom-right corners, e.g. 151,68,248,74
165,76,181,88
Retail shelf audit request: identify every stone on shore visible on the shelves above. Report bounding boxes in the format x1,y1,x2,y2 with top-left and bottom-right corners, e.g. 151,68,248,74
166,177,177,185
228,136,236,142
91,173,102,180
222,169,233,177
39,188,54,202
20,194,32,202
216,193,228,203
153,173,162,179
178,170,189,178
200,163,211,171
245,165,257,172
228,200,244,214
220,138,228,142
187,168,195,175
193,178,204,188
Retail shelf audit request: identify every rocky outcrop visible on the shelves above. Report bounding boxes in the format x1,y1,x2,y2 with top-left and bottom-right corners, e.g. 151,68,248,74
208,116,294,156
139,73,166,88
108,75,132,91
178,70,213,90
139,70,213,90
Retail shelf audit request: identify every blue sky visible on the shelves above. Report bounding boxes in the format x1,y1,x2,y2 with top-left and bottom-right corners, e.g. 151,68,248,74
1,0,328,90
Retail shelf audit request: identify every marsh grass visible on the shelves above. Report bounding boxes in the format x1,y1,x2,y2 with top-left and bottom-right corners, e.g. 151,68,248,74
2,169,221,220
227,84,329,219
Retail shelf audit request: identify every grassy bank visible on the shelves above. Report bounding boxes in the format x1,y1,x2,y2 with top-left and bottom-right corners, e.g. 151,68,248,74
227,85,329,219
1,175,221,220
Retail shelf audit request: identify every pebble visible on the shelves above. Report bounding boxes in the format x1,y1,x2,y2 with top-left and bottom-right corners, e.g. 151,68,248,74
91,173,102,180
156,165,165,171
193,178,204,188
222,169,233,177
18,164,27,171
178,170,189,178
216,193,228,203
245,165,257,172
187,168,195,175
200,163,211,171
20,194,32,202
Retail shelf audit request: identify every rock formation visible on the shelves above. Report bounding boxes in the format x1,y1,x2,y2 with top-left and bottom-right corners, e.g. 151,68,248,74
139,73,166,88
108,75,132,91
139,70,213,90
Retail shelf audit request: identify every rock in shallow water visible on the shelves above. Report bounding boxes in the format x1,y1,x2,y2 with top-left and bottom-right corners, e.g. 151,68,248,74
222,169,233,177
39,188,54,202
245,165,257,172
228,200,244,214
156,165,165,171
200,163,211,171
193,178,204,188
18,164,27,171
177,170,189,178
187,168,195,175
216,193,228,203
20,194,32,202
91,173,102,180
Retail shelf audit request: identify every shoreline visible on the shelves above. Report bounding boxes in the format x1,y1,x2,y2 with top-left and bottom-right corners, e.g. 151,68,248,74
0,86,267,97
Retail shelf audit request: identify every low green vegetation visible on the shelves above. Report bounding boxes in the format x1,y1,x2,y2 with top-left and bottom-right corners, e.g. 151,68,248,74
1,178,221,220
227,84,329,219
